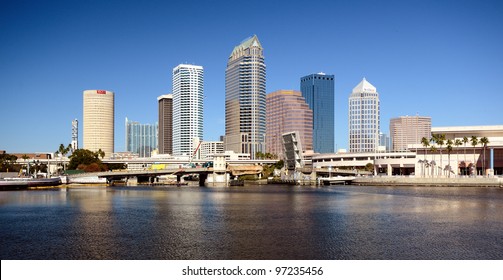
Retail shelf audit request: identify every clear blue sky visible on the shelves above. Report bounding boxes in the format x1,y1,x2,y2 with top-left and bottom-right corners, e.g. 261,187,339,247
1,0,502,153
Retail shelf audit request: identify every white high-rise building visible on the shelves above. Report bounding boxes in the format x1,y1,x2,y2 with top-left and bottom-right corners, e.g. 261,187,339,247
349,78,380,153
172,64,203,156
83,89,114,157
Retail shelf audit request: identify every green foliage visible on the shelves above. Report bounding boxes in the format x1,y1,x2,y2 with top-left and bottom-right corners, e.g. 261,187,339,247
365,163,374,172
108,163,126,170
255,152,277,160
68,149,107,171
0,152,18,172
238,174,258,181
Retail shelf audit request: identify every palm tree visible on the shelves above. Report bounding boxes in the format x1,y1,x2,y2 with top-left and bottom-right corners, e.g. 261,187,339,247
446,139,453,178
430,144,438,177
435,134,446,177
462,136,468,175
97,149,105,159
421,137,430,177
454,139,462,176
470,136,478,176
479,137,489,176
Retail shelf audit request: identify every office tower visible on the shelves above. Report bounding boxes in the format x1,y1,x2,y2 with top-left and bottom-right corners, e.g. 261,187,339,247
172,64,203,156
83,89,114,157
379,131,391,152
71,119,78,151
225,35,266,159
266,90,313,159
158,94,173,155
390,116,431,151
125,118,158,157
300,73,335,153
348,78,380,153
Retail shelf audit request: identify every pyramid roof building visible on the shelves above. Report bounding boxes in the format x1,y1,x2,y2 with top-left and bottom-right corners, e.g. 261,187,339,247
229,35,262,58
351,78,377,96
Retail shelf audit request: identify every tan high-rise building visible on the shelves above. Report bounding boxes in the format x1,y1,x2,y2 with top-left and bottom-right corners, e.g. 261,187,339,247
83,89,114,158
390,115,431,151
225,35,266,159
266,90,313,159
158,94,173,155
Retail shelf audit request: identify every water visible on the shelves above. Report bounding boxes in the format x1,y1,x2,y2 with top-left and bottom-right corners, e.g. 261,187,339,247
1,185,502,260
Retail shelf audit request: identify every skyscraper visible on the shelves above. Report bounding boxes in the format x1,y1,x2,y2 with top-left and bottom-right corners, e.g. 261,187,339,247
390,116,431,151
172,64,203,156
266,90,313,159
225,35,266,159
349,78,380,153
158,94,173,155
300,73,335,153
125,117,158,157
83,89,114,157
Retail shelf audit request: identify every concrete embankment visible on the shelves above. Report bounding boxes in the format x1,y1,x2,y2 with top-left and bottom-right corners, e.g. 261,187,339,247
352,176,503,187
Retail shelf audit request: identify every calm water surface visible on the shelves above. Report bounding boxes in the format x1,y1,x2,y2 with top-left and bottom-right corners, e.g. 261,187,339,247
1,185,502,260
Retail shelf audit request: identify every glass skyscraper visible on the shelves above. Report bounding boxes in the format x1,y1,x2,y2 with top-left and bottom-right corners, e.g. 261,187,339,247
172,64,204,156
225,35,266,159
125,117,158,157
300,73,335,153
349,78,380,153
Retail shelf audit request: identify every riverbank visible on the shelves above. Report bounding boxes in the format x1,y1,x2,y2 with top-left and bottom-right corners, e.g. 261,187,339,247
352,176,503,187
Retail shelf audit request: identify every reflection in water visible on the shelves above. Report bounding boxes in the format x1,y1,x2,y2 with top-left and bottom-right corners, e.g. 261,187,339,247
0,185,502,259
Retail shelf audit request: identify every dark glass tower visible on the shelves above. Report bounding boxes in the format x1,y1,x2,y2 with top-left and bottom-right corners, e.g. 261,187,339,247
300,73,335,153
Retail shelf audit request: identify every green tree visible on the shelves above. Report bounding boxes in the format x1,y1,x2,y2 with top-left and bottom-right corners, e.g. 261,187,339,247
274,160,284,170
429,142,438,177
421,137,430,177
0,152,18,172
68,149,105,171
97,149,105,159
462,136,469,175
454,139,462,176
479,137,489,176
470,136,478,176
446,139,453,178
434,134,446,177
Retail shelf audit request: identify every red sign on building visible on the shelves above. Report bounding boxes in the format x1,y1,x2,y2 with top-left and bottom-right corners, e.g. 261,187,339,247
96,90,106,94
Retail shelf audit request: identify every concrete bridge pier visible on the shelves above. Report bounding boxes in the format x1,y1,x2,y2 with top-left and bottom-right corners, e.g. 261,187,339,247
199,173,207,187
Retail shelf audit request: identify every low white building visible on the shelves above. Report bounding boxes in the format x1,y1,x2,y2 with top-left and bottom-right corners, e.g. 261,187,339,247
312,125,503,177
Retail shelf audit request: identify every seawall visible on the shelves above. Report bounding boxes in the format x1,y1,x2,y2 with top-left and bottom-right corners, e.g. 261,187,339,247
353,176,503,187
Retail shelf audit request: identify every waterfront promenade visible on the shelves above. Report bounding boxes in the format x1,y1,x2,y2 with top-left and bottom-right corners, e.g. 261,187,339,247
353,176,503,187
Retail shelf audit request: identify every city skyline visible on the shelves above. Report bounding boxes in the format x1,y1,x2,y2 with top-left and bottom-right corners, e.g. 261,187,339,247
1,0,502,153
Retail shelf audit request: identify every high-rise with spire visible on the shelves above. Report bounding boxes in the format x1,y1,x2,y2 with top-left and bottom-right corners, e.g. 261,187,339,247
349,78,380,153
225,35,266,159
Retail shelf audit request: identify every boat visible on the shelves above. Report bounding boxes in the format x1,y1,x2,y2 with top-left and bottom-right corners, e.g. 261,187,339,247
0,177,62,190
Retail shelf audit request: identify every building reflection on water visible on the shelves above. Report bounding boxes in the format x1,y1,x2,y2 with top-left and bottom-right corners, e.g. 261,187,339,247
0,185,502,259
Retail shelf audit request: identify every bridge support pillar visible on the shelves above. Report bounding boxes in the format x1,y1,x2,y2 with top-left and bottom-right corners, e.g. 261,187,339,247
199,173,207,187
